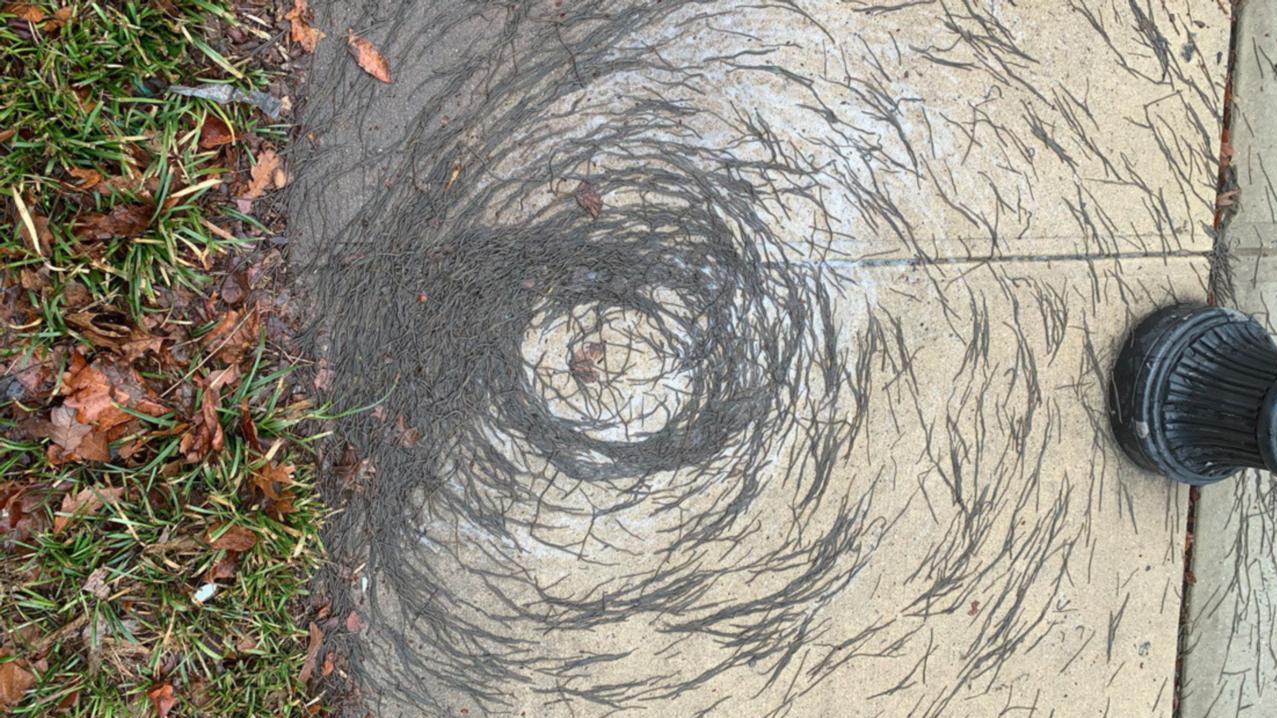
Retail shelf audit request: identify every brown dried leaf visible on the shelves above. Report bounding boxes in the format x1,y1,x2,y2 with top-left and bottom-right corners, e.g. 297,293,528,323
204,553,240,582
0,659,35,709
75,202,154,240
207,365,240,393
83,566,111,599
67,167,101,190
201,307,259,364
574,181,602,219
243,150,282,200
334,443,360,479
265,489,296,520
208,524,257,552
0,484,56,548
251,462,295,501
346,29,391,83
299,622,323,684
181,383,225,462
43,5,70,31
312,358,334,392
286,0,324,53
394,415,421,447
61,353,166,431
569,342,605,383
17,212,53,255
199,116,234,150
345,610,364,633
2,2,44,22
54,485,124,534
121,332,164,363
239,397,262,452
48,405,106,463
147,681,176,717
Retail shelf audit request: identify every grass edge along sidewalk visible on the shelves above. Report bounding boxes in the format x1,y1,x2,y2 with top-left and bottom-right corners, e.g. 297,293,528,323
1,1,333,715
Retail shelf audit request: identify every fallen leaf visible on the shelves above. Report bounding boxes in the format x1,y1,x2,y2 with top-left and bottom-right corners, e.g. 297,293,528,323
239,397,262,452
266,489,296,520
55,688,79,712
346,29,391,83
3,2,43,23
147,681,176,717
0,659,35,709
207,365,240,393
83,566,110,599
204,553,239,582
299,622,323,684
17,212,53,256
321,652,335,677
60,352,167,434
75,202,154,240
251,462,295,501
66,167,101,190
574,181,602,219
286,0,325,53
43,5,70,31
200,307,259,364
180,382,225,462
48,405,107,463
121,332,165,363
312,358,333,392
0,128,15,143
0,483,57,549
54,485,125,534
394,415,421,447
199,116,234,150
242,150,282,200
207,524,257,552
345,611,364,632
569,342,605,383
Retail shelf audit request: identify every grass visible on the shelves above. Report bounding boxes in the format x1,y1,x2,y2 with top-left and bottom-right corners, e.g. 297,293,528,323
1,1,325,716
2,0,276,315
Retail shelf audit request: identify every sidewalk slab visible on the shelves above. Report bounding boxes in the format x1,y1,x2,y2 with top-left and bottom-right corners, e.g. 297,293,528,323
290,1,1232,716
1183,2,1277,710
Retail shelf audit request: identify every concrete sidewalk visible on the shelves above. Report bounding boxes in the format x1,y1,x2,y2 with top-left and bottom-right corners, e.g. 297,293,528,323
1182,2,1277,716
292,1,1233,715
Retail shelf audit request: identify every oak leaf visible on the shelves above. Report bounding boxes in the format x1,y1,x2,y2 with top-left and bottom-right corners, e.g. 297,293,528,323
243,150,284,200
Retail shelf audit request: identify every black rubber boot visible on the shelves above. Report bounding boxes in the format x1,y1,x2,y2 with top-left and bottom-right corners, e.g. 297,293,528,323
1109,304,1277,485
